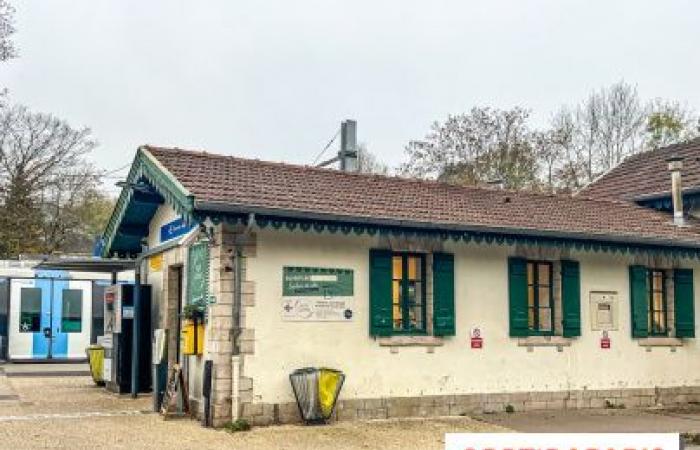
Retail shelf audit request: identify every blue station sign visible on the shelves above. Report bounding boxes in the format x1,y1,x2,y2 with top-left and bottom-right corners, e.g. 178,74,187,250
160,217,194,243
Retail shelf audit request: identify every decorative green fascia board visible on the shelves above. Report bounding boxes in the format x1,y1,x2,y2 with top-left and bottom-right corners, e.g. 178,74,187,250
193,210,700,261
101,147,195,257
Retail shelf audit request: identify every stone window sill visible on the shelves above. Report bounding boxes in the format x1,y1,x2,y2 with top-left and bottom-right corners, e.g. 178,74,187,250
637,337,683,347
378,336,444,347
517,336,572,347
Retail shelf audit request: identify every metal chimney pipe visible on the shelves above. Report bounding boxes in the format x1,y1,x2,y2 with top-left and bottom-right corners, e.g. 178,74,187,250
667,155,684,226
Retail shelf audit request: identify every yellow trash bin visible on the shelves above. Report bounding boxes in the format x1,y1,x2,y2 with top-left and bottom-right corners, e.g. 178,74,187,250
86,345,105,386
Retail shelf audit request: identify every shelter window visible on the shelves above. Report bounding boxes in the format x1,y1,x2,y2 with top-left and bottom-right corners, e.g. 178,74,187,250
391,253,426,333
61,289,83,333
648,270,667,336
19,288,41,333
527,261,554,334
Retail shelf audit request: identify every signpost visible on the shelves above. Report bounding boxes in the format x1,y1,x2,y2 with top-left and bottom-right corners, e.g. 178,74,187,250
281,267,354,321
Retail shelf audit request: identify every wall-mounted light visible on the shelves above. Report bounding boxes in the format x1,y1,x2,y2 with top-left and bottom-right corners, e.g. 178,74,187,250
200,216,216,245
115,180,152,194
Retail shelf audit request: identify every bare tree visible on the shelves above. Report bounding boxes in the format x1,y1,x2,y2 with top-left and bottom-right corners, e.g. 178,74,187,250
596,82,646,170
531,130,558,193
39,165,113,254
0,104,99,257
356,143,389,175
402,107,539,189
549,107,585,191
0,0,15,63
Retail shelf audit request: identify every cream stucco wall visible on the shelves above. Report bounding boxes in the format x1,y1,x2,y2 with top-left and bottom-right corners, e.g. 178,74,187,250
244,228,700,405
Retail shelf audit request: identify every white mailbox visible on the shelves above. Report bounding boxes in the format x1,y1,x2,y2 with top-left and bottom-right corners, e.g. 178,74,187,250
590,291,618,331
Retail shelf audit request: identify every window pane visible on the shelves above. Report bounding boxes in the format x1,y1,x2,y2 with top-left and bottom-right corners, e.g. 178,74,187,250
410,302,424,330
408,256,422,281
652,271,663,291
538,307,552,331
653,311,666,334
538,263,551,286
61,289,82,333
392,305,402,330
528,285,535,308
392,280,400,303
20,288,41,333
392,280,402,330
652,291,663,311
407,281,416,303
538,286,551,308
527,263,534,285
528,307,535,329
410,281,424,331
392,256,402,279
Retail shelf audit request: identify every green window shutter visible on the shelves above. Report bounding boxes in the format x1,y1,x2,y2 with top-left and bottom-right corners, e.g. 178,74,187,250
369,249,393,336
508,257,529,337
561,260,581,338
433,252,455,336
674,268,695,338
629,265,649,338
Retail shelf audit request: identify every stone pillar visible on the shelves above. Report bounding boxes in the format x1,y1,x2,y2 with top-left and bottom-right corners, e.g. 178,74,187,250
206,223,257,426
207,223,235,426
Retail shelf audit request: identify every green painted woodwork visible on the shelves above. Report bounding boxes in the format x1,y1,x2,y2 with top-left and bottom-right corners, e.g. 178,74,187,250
102,147,195,257
561,260,581,338
283,267,353,297
508,257,529,337
369,249,393,336
674,268,695,338
629,265,649,338
432,252,455,336
187,242,210,305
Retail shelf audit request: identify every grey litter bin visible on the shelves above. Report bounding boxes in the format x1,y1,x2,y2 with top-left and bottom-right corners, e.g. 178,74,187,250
289,367,345,424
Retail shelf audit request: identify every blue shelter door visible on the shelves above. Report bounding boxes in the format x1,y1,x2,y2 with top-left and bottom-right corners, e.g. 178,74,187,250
32,274,69,359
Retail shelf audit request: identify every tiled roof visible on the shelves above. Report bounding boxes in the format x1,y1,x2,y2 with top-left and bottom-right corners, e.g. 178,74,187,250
579,138,700,201
145,145,700,248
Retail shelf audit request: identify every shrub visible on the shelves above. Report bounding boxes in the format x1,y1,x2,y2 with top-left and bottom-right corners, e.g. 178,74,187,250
223,419,251,433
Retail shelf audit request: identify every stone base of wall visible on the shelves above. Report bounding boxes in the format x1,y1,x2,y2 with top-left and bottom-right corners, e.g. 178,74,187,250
241,386,700,426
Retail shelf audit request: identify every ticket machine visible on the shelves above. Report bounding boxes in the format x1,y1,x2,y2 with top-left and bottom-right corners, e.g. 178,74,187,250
103,284,152,394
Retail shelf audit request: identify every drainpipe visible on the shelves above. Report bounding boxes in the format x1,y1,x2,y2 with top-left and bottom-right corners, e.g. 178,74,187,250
667,155,685,226
231,212,255,420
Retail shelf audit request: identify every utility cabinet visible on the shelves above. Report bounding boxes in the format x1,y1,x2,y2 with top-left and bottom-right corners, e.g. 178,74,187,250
103,284,152,394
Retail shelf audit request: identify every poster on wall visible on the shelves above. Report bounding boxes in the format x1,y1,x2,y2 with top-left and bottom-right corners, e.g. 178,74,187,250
281,267,354,321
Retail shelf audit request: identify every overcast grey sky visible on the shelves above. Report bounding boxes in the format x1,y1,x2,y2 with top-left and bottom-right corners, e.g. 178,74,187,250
2,0,699,193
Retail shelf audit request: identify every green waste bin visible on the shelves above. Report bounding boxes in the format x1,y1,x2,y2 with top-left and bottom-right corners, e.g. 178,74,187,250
289,367,345,424
86,345,105,386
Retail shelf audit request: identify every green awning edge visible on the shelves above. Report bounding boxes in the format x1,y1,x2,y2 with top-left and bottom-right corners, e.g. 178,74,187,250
101,147,195,257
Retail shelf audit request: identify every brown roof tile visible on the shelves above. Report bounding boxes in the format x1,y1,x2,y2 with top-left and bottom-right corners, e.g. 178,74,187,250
579,138,700,201
145,145,700,248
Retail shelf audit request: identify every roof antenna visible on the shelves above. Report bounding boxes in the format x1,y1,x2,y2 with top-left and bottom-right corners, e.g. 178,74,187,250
316,120,358,172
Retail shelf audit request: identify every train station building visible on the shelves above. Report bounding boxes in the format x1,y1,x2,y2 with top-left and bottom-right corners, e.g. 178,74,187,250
101,139,700,426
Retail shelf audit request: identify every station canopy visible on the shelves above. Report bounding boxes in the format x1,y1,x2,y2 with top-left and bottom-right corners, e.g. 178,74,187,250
34,257,135,273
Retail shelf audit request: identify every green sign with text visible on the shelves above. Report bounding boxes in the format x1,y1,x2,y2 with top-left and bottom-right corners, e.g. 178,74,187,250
283,267,353,297
187,241,210,304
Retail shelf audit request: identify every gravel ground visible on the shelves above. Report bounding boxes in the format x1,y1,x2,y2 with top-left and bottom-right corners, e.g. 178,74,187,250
0,374,507,449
